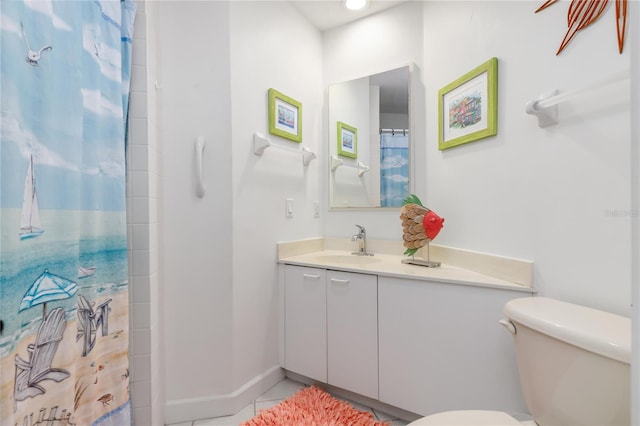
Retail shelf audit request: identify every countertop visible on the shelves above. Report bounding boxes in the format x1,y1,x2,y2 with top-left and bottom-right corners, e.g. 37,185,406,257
278,249,537,294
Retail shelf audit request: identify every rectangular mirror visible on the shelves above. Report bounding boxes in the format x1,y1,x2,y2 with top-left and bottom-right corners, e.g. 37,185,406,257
329,65,411,209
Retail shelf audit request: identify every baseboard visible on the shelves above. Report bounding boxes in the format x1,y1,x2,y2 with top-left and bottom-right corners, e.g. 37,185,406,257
164,365,285,424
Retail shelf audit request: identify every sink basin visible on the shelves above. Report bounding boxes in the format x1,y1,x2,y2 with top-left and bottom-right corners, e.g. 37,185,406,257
313,254,383,265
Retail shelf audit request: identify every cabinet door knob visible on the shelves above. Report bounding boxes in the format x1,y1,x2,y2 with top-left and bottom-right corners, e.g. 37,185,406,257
330,278,350,285
303,274,321,279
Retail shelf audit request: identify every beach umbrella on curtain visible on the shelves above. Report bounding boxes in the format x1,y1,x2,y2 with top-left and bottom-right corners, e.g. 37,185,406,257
19,269,78,319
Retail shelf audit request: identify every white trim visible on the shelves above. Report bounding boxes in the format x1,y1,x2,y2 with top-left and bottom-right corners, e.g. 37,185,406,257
164,366,285,424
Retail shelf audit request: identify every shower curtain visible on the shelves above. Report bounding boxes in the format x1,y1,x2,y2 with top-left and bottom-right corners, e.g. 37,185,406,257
380,132,409,207
0,1,135,424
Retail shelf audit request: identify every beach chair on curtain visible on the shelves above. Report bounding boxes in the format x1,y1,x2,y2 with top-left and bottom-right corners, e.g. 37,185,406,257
14,307,70,411
76,294,112,357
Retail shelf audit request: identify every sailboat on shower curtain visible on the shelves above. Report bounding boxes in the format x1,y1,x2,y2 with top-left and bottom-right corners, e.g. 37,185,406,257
19,154,44,240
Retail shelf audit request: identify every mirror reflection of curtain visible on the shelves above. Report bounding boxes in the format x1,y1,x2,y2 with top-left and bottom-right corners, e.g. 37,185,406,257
380,132,409,207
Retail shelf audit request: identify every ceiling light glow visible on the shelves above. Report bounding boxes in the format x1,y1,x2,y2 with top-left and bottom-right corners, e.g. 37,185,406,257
344,0,368,11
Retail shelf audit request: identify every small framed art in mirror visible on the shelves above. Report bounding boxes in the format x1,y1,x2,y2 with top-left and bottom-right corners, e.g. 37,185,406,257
337,121,357,159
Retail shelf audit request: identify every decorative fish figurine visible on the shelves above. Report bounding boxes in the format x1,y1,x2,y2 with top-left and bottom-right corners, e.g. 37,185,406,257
400,194,444,256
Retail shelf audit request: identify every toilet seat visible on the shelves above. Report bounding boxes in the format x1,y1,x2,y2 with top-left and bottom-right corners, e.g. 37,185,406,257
408,410,522,425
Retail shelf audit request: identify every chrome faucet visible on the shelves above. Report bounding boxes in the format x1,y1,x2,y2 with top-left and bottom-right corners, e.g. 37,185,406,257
351,224,373,256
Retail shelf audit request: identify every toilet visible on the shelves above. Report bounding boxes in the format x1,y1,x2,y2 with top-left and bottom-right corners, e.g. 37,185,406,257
409,297,631,426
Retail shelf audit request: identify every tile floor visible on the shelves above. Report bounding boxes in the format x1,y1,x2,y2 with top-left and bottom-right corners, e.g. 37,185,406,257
167,378,409,426
167,378,538,426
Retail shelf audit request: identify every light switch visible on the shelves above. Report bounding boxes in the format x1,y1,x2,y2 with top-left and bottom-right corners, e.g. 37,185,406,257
286,198,294,218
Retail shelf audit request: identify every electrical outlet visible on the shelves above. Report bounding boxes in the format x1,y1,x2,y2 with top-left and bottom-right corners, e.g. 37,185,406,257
313,201,320,218
285,198,294,218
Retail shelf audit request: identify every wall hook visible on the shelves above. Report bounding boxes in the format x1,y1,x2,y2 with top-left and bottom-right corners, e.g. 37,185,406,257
195,136,206,198
357,161,370,177
253,132,271,155
358,161,369,177
254,132,316,166
525,70,629,128
331,155,369,177
330,154,343,171
525,90,559,128
302,147,317,167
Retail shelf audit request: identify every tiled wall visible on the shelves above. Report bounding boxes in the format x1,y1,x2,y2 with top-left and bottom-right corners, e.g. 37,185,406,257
126,1,163,425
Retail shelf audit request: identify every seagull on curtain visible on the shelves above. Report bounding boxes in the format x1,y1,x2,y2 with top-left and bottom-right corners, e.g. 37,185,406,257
21,21,52,66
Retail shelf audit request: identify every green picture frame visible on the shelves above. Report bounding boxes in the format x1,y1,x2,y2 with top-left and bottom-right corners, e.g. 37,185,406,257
337,121,357,159
268,88,302,143
438,57,498,150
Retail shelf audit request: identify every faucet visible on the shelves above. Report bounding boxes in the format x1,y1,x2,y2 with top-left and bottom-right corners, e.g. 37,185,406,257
351,224,373,256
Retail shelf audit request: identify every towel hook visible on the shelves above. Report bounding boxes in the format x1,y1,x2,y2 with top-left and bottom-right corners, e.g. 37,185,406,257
195,136,206,198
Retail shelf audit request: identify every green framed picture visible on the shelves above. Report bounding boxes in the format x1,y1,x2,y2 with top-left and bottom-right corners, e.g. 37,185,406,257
438,57,498,150
337,121,357,159
268,88,302,143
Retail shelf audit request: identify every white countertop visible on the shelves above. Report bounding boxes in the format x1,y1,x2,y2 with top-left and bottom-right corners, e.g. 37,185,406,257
278,249,537,294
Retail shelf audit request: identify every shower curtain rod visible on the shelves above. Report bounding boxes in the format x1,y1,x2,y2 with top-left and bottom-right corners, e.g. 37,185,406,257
380,128,409,135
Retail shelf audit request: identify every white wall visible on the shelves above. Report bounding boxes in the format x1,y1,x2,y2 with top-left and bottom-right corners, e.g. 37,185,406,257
154,1,235,419
323,1,630,316
152,1,322,423
229,0,323,393
630,4,640,424
126,2,165,424
380,113,408,129
422,1,630,316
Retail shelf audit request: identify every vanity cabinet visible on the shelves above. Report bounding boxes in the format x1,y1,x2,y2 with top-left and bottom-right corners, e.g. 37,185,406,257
284,265,327,382
378,276,528,416
281,252,534,418
326,270,378,399
283,265,378,398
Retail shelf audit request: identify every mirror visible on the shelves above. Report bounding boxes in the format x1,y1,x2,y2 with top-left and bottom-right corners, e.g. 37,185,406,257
329,66,411,209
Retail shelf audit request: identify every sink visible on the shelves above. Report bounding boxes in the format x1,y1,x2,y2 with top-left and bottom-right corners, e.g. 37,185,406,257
313,254,383,265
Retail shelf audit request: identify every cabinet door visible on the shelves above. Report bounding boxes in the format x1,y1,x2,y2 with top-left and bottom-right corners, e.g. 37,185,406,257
378,276,528,416
327,270,378,399
284,265,327,382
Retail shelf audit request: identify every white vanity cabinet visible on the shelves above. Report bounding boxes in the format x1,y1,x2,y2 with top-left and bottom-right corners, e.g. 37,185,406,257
326,270,378,399
378,276,529,417
283,265,378,399
280,247,535,417
284,265,327,382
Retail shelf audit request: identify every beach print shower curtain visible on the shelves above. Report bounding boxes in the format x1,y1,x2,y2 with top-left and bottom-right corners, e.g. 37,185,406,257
0,1,135,424
380,132,409,207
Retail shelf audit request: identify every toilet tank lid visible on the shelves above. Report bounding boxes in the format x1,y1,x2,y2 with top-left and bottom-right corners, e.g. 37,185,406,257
504,297,630,364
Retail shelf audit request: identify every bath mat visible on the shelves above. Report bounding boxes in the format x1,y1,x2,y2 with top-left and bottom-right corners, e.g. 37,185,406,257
242,385,389,426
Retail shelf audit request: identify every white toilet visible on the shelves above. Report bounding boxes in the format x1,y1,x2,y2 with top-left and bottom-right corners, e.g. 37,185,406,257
409,297,631,426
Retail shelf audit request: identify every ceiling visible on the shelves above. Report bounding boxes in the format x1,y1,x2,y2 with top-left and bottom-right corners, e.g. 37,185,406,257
290,1,410,115
289,0,408,32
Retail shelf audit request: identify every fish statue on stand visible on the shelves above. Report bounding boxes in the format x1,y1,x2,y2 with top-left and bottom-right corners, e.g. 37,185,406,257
400,194,444,266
